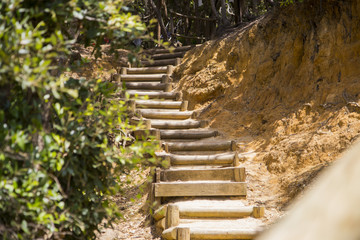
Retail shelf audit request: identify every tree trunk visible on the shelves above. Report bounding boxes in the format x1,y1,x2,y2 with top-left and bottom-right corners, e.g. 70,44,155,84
161,0,168,20
220,0,230,26
233,0,240,24
239,0,247,22
149,0,168,42
194,0,200,37
157,23,161,42
210,0,220,20
184,0,191,44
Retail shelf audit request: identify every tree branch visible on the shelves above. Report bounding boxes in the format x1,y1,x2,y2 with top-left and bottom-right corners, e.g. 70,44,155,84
149,0,168,42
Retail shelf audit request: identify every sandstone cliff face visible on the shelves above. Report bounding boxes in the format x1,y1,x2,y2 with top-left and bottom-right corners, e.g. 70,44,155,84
173,0,360,207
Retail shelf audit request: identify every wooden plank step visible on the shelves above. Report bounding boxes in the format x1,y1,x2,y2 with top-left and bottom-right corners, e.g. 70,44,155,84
190,228,257,239
135,100,187,110
168,153,236,165
168,150,236,155
118,74,166,82
152,51,185,60
132,129,160,140
164,140,236,152
138,110,192,120
160,167,245,182
179,206,253,218
124,82,172,91
126,66,168,74
141,58,182,67
173,201,265,219
127,90,180,100
138,110,193,120
162,226,259,240
160,129,218,139
145,45,200,54
151,119,207,129
154,182,247,197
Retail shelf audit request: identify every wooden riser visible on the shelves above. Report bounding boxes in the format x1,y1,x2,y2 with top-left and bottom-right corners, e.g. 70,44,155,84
179,207,254,218
118,74,166,82
135,100,186,110
132,129,160,140
139,110,193,120
151,120,206,129
144,45,199,54
127,90,180,100
158,202,264,220
164,140,236,152
154,182,247,197
141,58,182,67
160,129,217,139
190,229,257,239
152,51,185,60
162,227,258,240
126,66,168,74
167,153,236,166
124,82,172,91
160,167,245,182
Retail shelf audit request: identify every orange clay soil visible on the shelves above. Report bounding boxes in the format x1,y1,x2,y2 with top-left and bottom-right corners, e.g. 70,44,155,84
173,0,360,214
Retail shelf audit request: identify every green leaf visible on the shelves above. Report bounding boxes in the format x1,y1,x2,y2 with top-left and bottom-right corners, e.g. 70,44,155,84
21,220,30,234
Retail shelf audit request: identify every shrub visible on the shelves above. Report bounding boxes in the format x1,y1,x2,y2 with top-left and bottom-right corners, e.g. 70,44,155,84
0,0,156,239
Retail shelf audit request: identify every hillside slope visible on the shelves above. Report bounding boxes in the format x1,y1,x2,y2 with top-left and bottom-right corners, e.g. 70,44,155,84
173,0,360,210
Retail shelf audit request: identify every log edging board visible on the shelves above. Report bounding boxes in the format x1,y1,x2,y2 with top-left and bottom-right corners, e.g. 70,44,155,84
154,182,247,197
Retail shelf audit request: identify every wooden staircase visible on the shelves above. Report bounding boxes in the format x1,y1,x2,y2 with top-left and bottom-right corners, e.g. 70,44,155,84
113,46,265,239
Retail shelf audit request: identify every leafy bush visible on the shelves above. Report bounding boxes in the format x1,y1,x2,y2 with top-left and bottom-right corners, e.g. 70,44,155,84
0,0,156,239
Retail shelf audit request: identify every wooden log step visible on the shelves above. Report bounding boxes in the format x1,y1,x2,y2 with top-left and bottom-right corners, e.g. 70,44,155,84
126,90,180,100
138,110,193,120
174,201,265,219
132,129,160,140
160,167,245,182
152,51,185,60
124,82,172,91
126,66,168,74
162,226,259,240
168,153,236,166
168,150,235,155
160,129,218,139
190,228,257,239
135,100,186,110
141,58,182,67
145,45,200,54
117,74,166,82
179,206,253,218
156,218,166,231
151,119,207,129
153,205,167,221
154,182,247,197
164,140,236,152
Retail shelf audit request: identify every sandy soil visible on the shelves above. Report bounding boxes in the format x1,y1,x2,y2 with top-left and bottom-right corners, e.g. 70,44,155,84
97,167,159,240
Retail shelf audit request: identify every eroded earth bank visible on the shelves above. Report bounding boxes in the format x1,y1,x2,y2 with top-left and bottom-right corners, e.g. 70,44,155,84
173,0,360,213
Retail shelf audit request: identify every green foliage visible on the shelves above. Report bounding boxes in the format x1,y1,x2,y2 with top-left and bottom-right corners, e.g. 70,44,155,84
280,0,303,6
0,0,157,239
